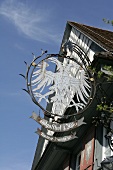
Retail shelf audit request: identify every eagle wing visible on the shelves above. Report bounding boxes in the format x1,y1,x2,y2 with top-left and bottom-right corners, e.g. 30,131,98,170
70,69,91,105
31,60,55,103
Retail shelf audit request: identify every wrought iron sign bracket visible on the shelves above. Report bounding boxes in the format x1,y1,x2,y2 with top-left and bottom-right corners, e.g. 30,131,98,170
21,41,96,142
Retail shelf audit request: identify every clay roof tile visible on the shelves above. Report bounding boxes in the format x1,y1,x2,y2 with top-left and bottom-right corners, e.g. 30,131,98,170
68,21,113,52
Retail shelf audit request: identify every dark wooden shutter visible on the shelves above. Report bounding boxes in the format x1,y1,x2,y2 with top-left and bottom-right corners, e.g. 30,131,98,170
80,126,95,170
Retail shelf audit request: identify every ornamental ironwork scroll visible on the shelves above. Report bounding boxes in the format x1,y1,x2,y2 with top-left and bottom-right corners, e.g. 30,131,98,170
21,41,95,142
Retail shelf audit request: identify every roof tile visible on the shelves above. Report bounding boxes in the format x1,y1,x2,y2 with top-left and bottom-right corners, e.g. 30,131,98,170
68,21,113,52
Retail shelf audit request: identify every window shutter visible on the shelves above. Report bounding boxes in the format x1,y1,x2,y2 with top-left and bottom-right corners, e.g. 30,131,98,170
80,126,95,170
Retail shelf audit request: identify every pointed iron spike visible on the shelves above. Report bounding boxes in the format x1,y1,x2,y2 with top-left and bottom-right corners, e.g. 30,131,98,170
32,52,36,59
32,111,38,117
19,74,26,79
41,49,47,55
29,112,36,119
45,50,48,53
24,61,27,65
35,128,41,135
29,115,33,119
41,49,44,54
22,89,29,94
29,111,35,119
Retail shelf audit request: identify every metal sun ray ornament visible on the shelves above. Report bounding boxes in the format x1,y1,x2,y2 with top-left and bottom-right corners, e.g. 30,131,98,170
21,41,95,142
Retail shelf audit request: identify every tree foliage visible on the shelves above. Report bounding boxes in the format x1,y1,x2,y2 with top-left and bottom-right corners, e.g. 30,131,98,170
103,18,113,26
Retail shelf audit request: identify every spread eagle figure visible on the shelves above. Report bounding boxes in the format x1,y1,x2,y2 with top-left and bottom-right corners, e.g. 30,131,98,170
31,57,91,116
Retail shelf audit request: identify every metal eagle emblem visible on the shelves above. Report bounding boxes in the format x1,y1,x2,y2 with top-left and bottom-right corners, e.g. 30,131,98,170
21,42,95,142
31,57,92,116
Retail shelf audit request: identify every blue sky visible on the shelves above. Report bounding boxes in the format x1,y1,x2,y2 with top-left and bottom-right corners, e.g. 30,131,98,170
0,0,113,169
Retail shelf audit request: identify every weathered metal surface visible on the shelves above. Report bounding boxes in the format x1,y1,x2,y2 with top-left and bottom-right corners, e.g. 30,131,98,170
36,128,78,142
30,112,86,132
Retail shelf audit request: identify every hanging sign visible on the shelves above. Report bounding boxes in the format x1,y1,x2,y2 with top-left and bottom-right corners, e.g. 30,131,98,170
30,112,86,132
21,41,95,142
23,47,95,117
36,128,78,142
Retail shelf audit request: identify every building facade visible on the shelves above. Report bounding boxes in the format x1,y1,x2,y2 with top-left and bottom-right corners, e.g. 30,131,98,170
31,21,113,170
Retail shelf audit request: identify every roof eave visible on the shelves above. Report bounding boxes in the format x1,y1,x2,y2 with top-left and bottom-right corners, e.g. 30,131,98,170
68,21,109,52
